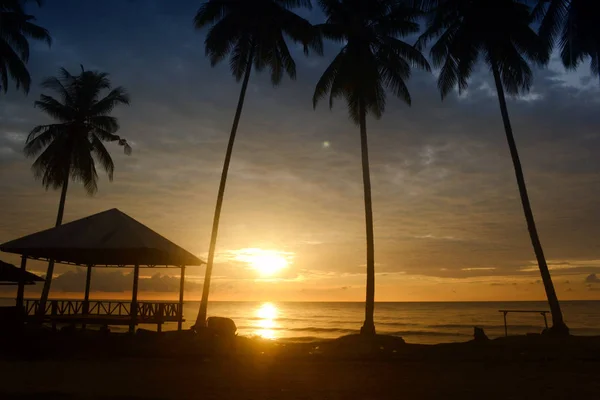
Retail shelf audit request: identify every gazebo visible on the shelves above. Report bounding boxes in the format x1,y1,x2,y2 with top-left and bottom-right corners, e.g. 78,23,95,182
0,259,44,286
0,208,205,332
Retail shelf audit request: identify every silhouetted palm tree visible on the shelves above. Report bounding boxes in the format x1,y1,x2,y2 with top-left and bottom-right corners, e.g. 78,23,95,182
193,0,322,328
314,0,430,336
25,66,131,313
534,0,600,79
0,0,51,93
418,0,569,334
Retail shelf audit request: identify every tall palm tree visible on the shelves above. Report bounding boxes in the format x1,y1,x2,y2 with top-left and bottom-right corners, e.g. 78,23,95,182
417,0,569,334
193,0,322,328
25,66,131,313
534,0,600,79
313,0,430,335
0,0,51,93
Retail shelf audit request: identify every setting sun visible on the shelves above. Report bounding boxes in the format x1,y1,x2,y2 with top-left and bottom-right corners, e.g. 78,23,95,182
232,248,291,276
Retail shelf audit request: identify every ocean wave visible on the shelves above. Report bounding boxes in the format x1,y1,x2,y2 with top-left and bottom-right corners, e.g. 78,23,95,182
238,326,358,334
385,330,470,337
428,324,546,331
238,325,471,337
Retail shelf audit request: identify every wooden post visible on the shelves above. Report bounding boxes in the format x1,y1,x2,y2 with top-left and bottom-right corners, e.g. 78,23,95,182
82,265,92,330
51,301,57,332
16,256,27,311
129,264,140,334
157,303,164,333
178,266,185,331
503,311,508,337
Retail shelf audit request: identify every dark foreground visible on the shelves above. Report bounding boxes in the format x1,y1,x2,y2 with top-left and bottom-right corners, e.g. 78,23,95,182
1,331,599,399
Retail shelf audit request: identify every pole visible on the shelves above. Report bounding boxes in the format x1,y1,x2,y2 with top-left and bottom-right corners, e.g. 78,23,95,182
16,256,27,311
178,266,185,331
82,265,92,330
130,264,140,334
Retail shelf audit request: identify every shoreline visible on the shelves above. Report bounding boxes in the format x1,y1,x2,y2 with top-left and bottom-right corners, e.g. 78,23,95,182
1,333,599,399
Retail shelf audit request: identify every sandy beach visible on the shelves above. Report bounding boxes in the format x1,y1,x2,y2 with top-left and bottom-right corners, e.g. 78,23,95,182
1,332,599,399
1,356,598,399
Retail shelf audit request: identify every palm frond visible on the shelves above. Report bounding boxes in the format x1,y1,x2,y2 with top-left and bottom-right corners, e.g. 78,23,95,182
34,94,73,121
421,0,542,98
69,136,98,195
0,39,30,92
89,87,130,116
0,1,51,93
314,0,429,123
26,66,129,194
204,13,244,67
24,124,63,157
197,0,318,85
90,134,115,181
535,0,568,56
313,48,345,109
194,0,238,29
87,116,119,134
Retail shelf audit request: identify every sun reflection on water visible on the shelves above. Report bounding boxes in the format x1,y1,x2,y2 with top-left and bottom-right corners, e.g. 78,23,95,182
255,302,278,339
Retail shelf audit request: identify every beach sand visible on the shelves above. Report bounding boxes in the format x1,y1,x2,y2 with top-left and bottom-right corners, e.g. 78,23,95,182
1,333,599,399
1,357,598,399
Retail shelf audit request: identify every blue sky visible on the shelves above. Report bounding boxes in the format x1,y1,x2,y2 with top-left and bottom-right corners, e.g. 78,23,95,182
1,0,600,301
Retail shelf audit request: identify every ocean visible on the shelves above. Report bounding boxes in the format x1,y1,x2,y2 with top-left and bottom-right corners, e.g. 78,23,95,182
154,301,600,344
4,299,600,344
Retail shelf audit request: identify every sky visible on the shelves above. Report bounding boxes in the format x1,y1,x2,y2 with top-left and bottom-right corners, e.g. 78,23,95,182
1,0,600,302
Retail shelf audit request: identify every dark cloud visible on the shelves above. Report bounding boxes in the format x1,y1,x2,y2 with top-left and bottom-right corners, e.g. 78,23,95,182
585,274,600,284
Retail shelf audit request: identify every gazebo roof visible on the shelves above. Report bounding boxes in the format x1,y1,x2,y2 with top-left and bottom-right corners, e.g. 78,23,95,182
0,260,44,284
0,209,205,267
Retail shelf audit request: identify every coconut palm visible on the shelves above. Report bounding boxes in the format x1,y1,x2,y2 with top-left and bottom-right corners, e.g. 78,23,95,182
534,0,600,79
0,0,51,93
25,66,131,313
193,0,322,328
417,0,569,334
313,0,430,335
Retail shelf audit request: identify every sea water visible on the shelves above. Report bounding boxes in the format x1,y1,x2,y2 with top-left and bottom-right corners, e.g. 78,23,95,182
3,299,599,344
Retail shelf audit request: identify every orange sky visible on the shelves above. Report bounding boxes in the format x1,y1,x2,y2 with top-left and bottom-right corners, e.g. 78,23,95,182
2,1,600,303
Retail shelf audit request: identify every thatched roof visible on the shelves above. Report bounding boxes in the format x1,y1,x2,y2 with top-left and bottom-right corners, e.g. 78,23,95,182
0,260,44,284
0,209,205,267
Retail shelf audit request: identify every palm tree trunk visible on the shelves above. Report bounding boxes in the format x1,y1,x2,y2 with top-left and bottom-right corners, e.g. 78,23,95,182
358,96,376,336
37,165,70,317
491,61,569,335
194,47,255,329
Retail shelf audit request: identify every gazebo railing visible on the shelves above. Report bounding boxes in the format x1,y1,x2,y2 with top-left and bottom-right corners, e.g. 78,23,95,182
24,299,181,322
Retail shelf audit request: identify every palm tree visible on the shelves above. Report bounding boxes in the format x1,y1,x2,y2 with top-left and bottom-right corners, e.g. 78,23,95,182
192,0,322,328
534,0,600,79
313,0,430,335
25,66,131,313
0,0,51,93
417,0,569,334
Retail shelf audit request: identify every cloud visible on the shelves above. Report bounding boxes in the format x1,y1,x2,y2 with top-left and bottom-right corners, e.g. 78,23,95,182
1,1,600,301
585,274,600,284
50,269,201,293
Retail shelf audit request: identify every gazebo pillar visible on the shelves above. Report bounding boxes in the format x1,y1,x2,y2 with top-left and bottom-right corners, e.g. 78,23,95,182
178,266,185,331
16,256,27,311
129,264,140,334
82,265,92,330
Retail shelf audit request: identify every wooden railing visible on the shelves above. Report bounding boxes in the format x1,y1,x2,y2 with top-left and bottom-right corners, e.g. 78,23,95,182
24,299,182,330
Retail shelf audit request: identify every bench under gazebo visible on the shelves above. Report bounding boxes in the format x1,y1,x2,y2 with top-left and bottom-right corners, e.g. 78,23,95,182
0,208,205,333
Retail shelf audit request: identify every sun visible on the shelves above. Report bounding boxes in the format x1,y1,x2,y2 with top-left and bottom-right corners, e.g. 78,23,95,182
233,248,290,276
249,252,288,276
